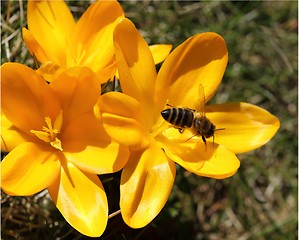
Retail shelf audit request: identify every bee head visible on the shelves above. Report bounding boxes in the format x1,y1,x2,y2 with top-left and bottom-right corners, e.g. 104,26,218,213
205,124,216,138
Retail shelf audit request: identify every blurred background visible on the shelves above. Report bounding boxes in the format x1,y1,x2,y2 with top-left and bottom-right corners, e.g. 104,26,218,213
1,1,297,239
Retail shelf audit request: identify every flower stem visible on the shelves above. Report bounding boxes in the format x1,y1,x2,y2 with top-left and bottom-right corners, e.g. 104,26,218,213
108,209,121,219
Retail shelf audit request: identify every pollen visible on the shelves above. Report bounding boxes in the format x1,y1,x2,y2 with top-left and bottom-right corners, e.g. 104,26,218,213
30,110,63,151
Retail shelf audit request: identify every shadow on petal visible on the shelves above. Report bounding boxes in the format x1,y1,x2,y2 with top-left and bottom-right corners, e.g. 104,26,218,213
120,143,176,228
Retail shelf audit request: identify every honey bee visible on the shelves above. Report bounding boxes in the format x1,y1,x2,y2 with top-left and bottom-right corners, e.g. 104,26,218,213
161,85,224,145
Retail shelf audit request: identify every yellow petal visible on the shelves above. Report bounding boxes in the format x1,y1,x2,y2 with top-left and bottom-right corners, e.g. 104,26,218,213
36,61,65,82
101,114,150,150
160,131,240,179
114,18,157,125
149,44,172,64
1,142,61,196
206,102,280,154
94,61,118,84
99,92,150,149
27,0,75,66
113,44,172,80
100,92,143,121
120,142,176,228
50,66,101,126
155,32,228,115
161,140,206,172
48,162,108,237
61,113,129,174
1,63,61,133
22,28,48,63
1,112,35,152
71,0,124,80
192,144,240,179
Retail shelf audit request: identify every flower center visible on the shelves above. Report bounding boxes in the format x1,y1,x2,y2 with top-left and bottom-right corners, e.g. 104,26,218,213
30,111,63,151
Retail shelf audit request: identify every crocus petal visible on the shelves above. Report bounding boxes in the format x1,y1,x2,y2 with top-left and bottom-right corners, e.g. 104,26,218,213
1,142,61,196
149,44,172,64
101,114,149,150
48,162,108,237
161,140,206,172
1,112,35,152
62,113,129,174
192,144,240,179
120,142,176,228
1,63,61,133
71,0,124,80
27,0,75,66
22,28,48,63
114,18,157,125
94,61,118,84
206,102,280,154
50,67,101,127
155,32,228,116
36,61,65,82
114,44,172,80
99,92,150,149
160,131,240,179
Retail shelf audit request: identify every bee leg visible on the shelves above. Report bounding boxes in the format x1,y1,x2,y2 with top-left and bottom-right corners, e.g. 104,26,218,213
178,128,184,133
201,135,208,151
201,135,206,145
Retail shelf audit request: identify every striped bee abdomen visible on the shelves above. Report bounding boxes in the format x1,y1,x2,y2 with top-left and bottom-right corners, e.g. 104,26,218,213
161,108,194,128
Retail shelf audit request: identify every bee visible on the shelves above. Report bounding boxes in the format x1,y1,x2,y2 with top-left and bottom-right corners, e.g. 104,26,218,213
160,85,224,145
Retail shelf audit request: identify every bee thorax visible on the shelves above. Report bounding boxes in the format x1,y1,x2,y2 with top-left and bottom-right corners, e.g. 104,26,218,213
193,117,215,138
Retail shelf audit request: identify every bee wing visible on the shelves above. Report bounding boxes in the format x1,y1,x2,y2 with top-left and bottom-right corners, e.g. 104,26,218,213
194,84,206,116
